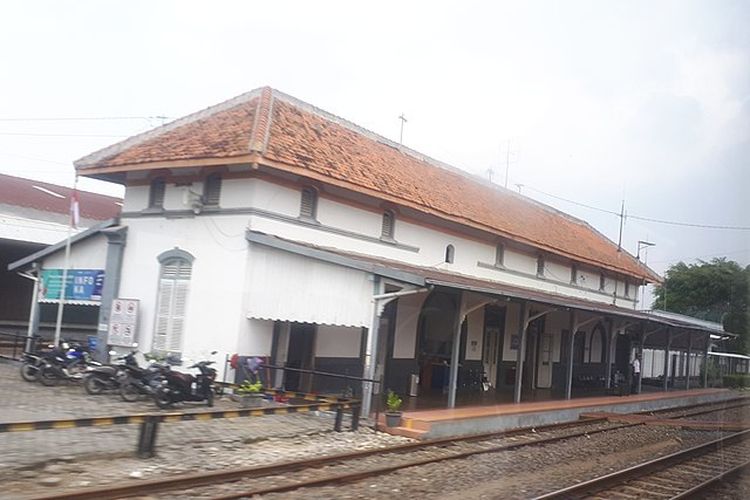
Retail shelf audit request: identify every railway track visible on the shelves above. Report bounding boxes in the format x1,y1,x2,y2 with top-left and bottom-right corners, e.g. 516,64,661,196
534,428,750,499
25,398,749,500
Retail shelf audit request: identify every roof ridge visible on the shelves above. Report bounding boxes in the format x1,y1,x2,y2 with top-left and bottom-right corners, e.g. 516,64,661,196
249,87,274,153
74,88,266,169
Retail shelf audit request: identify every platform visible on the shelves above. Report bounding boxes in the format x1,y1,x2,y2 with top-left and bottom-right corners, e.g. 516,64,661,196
379,388,739,439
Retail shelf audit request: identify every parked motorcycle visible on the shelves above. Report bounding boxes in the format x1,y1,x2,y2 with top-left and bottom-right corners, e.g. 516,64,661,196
19,343,57,382
153,357,217,409
119,361,170,402
83,351,138,395
39,343,99,386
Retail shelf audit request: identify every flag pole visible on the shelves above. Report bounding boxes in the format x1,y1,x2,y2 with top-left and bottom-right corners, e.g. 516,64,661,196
53,175,79,347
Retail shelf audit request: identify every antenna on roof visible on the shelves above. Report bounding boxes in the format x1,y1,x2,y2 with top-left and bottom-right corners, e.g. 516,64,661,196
398,113,407,144
502,139,519,189
486,167,495,183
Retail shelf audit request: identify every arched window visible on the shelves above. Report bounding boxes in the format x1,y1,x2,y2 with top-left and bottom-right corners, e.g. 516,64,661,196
203,173,222,206
445,244,455,264
381,210,395,239
300,187,318,219
148,178,166,209
153,249,194,353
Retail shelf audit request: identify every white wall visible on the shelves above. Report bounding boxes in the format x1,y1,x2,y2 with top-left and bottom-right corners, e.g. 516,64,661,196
466,308,484,361
393,292,428,359
315,325,361,358
42,233,108,270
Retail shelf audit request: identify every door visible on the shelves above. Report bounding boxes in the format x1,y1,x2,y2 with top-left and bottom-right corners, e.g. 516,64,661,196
537,334,553,388
285,323,316,392
482,307,505,389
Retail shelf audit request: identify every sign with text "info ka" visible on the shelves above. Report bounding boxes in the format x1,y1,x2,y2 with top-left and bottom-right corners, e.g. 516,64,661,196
40,269,104,302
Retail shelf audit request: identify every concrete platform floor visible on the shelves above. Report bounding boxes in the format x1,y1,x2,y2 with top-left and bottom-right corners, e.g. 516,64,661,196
380,388,739,439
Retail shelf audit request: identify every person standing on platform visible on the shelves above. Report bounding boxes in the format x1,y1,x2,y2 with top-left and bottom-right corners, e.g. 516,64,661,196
631,355,641,394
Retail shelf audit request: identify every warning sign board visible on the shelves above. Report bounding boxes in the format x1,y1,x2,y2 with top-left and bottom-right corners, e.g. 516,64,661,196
108,298,139,347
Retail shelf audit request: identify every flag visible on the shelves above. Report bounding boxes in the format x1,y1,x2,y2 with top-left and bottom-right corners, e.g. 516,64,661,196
70,189,80,228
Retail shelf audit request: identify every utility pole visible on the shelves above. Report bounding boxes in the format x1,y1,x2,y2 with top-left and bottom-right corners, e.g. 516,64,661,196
398,113,407,144
616,199,625,252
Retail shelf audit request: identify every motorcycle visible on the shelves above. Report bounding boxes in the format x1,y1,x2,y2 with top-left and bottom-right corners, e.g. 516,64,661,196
153,357,217,409
119,361,171,402
19,342,57,382
83,351,139,395
39,343,99,386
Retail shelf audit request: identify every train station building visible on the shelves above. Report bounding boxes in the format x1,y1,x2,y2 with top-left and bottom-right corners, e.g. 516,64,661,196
8,87,736,416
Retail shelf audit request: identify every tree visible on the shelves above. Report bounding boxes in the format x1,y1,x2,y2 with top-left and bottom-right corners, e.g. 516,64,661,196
652,258,750,353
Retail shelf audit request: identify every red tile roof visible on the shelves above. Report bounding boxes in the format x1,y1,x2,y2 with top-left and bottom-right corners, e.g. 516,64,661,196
0,173,121,221
74,87,660,282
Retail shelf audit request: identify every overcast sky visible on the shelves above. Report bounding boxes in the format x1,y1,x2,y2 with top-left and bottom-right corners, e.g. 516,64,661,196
1,1,747,306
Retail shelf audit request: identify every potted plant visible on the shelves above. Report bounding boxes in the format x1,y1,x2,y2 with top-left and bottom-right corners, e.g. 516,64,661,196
385,390,403,427
231,379,264,408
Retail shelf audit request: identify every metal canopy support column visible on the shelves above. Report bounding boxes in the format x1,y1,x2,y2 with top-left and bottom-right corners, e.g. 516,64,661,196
447,292,465,409
361,276,384,417
663,329,672,392
637,327,645,394
702,334,710,388
513,301,530,404
565,310,578,400
604,318,615,389
685,333,693,391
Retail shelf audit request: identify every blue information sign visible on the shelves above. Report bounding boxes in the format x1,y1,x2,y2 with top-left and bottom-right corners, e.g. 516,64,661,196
40,269,105,302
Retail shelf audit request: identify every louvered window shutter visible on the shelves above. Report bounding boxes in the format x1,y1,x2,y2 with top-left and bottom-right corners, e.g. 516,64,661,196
300,188,317,219
153,258,191,354
381,211,395,239
149,178,166,208
203,174,222,206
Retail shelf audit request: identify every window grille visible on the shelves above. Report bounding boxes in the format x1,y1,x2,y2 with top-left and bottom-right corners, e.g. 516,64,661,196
536,255,545,277
570,265,578,285
381,210,395,239
445,244,455,264
203,174,222,206
148,178,166,208
153,257,191,353
300,187,317,219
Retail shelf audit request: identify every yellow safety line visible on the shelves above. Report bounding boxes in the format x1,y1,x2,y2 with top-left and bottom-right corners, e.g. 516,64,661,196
93,418,114,427
51,421,77,430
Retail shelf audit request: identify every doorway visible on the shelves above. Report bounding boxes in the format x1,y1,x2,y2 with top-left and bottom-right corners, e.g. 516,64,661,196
482,306,505,390
285,323,316,392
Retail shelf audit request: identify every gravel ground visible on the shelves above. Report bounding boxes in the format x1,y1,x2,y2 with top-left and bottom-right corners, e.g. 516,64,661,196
704,468,750,499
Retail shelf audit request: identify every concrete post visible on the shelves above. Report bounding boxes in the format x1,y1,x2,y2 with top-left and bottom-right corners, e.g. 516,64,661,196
95,227,128,362
25,266,41,351
663,330,672,392
447,292,465,409
513,301,529,404
565,309,578,400
702,335,710,388
686,333,693,390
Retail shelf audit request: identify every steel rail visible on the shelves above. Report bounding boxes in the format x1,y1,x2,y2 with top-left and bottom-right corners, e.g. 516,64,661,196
23,398,748,500
532,429,750,499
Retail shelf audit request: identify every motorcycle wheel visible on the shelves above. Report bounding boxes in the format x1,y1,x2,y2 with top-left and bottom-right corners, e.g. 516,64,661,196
20,363,39,382
206,389,214,407
120,383,140,402
84,375,106,395
154,388,173,409
39,366,59,387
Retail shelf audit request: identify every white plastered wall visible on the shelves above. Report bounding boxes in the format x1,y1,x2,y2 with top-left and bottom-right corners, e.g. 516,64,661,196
315,325,361,358
41,233,108,270
393,292,428,359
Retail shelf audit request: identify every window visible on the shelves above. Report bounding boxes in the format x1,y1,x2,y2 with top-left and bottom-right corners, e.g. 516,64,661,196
570,265,578,285
300,187,318,219
148,178,166,208
445,244,455,264
495,243,505,267
203,173,222,206
599,273,606,291
536,255,545,277
153,252,193,353
381,210,395,239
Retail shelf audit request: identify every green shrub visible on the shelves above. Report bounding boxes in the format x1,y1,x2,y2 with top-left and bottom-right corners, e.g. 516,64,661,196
722,374,750,388
236,379,263,394
386,390,402,412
